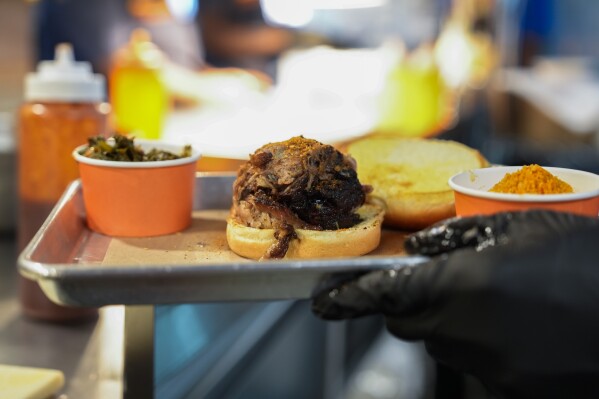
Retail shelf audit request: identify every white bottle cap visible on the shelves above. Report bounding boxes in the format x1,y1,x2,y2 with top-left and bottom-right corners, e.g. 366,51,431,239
25,43,106,102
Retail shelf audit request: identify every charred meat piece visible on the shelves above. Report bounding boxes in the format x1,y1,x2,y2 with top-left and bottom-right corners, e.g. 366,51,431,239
264,222,298,259
231,136,371,258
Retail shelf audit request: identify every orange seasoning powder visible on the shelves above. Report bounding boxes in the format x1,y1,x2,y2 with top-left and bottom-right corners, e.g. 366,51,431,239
490,164,574,194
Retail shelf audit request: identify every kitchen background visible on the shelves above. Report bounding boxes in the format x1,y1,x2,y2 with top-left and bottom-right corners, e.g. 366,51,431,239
2,1,599,398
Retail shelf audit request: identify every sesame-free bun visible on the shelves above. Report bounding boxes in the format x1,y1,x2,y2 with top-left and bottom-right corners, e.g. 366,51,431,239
346,136,489,230
226,203,385,260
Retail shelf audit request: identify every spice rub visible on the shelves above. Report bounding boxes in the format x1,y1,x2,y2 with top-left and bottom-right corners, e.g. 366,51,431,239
490,164,573,194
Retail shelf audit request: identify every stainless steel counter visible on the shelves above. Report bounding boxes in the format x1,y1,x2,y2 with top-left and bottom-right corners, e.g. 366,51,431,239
0,234,121,398
0,233,383,399
2,231,432,399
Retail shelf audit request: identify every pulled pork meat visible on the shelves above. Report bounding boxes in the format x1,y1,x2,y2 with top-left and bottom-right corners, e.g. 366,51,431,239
230,136,372,259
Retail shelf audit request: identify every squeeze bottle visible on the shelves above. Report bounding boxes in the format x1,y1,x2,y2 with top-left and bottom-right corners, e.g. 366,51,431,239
18,43,110,322
109,29,168,140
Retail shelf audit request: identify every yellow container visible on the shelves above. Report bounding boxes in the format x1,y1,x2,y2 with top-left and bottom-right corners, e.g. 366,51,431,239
109,29,168,140
377,53,454,138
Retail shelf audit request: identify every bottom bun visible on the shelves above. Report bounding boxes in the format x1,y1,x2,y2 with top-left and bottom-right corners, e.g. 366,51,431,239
226,203,385,260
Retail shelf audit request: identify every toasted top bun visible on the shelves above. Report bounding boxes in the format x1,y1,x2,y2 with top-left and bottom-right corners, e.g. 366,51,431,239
346,136,489,230
226,203,385,260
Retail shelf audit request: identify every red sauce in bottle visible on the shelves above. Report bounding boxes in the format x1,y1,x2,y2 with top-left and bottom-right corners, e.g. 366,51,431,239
18,44,110,322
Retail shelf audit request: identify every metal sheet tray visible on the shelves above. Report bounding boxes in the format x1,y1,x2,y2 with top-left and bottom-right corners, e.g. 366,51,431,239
18,173,428,306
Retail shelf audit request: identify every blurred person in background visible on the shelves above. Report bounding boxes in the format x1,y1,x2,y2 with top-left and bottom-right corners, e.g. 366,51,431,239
197,0,296,79
34,0,203,77
518,0,555,66
32,0,271,107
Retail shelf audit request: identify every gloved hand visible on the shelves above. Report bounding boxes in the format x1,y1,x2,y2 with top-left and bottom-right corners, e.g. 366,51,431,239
312,210,599,399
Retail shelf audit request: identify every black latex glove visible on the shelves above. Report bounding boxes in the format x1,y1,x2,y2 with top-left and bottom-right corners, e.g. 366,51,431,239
312,210,599,399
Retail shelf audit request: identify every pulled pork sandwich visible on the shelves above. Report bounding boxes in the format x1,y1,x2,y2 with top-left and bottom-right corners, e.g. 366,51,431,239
227,136,385,260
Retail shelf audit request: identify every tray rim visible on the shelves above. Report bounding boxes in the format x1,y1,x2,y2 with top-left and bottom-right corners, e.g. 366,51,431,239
17,172,428,304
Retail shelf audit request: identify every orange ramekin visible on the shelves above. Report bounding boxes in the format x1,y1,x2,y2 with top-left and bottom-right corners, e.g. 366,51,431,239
449,166,599,218
73,140,201,237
